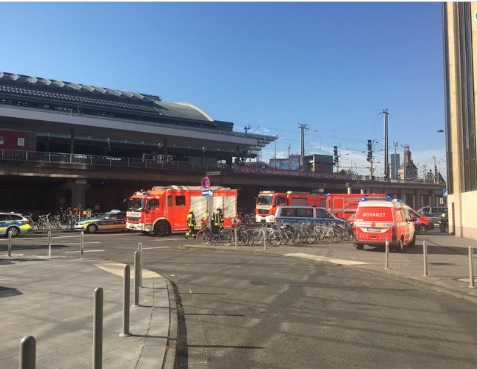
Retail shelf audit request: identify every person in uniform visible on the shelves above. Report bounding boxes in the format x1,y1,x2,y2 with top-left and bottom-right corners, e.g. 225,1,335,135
185,208,196,239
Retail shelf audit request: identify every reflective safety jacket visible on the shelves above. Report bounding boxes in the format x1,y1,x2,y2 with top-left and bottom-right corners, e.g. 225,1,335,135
186,212,196,227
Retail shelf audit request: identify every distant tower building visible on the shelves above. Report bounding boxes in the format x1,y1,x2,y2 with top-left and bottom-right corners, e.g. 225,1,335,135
398,144,418,181
390,153,401,180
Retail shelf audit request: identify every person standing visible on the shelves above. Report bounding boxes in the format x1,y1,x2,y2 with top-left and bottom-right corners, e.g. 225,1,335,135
185,208,196,239
212,207,224,237
201,210,209,231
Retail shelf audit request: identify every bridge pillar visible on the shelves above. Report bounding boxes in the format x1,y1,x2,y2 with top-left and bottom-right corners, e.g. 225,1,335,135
67,179,91,210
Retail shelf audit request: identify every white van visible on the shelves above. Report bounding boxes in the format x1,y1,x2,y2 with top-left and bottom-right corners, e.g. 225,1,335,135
275,206,344,225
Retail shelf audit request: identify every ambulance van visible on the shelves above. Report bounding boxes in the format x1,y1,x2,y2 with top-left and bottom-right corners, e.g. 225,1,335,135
352,199,416,252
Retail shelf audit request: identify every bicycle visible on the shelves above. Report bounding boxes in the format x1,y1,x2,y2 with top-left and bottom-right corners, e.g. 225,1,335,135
196,225,232,245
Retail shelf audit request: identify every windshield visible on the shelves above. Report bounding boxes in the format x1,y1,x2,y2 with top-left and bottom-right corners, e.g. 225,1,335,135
127,198,145,211
257,195,273,205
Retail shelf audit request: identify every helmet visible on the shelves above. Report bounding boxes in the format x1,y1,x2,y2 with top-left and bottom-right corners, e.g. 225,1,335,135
189,208,194,213
217,207,222,212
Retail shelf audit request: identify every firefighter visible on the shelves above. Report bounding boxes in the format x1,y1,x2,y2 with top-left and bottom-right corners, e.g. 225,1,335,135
185,208,196,239
212,207,224,237
201,210,209,231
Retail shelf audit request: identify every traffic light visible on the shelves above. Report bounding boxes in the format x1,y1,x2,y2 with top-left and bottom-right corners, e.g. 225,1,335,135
367,139,372,162
333,146,338,165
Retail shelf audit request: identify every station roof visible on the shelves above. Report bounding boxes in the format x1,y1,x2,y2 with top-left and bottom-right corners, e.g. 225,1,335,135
0,71,277,158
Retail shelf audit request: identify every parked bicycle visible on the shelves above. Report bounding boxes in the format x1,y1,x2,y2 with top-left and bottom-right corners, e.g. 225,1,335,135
196,224,233,245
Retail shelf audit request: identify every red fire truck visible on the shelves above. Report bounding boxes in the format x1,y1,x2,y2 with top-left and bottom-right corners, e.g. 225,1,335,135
126,185,238,236
324,193,389,222
255,191,389,223
255,191,326,223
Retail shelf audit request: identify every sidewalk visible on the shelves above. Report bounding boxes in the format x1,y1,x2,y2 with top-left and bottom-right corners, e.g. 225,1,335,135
0,257,177,369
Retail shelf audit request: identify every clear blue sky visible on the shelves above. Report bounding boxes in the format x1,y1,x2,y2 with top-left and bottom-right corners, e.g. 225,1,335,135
0,2,445,177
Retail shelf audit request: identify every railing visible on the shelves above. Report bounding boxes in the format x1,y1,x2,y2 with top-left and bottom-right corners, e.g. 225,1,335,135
0,148,445,184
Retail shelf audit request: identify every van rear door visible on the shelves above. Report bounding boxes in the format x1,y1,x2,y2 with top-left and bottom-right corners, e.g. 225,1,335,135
354,206,394,244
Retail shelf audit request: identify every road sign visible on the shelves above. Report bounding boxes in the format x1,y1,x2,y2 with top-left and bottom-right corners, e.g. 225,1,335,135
201,176,210,189
202,189,213,197
443,189,448,197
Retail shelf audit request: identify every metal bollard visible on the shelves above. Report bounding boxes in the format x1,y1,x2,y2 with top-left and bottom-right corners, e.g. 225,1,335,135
263,228,267,251
93,287,103,369
19,335,36,369
7,231,12,257
48,230,52,258
469,246,475,289
234,227,238,249
120,264,130,337
422,241,428,277
385,238,389,269
80,231,84,260
137,242,142,287
134,251,140,306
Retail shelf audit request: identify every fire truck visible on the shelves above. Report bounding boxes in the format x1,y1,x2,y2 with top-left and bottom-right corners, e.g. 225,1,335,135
126,185,238,236
255,191,326,223
255,190,389,223
324,193,389,221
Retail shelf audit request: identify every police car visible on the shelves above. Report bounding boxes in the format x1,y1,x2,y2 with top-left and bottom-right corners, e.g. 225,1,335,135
74,210,127,233
0,212,32,237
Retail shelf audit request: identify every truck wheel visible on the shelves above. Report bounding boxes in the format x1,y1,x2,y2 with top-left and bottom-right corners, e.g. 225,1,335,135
354,243,364,250
154,221,169,237
418,225,427,233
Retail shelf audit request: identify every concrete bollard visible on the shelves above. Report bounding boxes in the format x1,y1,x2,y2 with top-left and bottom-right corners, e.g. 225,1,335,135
93,287,103,369
134,251,140,306
120,264,130,337
19,335,36,369
422,241,428,277
385,238,389,269
469,246,475,289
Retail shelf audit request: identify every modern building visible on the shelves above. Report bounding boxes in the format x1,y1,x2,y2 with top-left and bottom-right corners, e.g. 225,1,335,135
443,3,477,239
390,153,401,180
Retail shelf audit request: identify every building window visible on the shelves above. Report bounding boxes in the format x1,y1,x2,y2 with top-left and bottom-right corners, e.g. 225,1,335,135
458,3,477,192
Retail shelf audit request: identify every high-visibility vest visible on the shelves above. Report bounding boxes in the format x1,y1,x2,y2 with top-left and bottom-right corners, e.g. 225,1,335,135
187,213,196,226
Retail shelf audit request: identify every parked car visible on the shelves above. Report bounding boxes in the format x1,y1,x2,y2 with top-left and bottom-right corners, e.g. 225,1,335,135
0,212,32,237
405,205,434,233
416,206,448,224
353,199,416,252
74,210,127,233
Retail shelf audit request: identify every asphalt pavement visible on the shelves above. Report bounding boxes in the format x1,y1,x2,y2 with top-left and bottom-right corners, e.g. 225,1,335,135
2,229,477,369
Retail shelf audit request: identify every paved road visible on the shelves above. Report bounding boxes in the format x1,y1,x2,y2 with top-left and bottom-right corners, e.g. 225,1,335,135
3,229,477,368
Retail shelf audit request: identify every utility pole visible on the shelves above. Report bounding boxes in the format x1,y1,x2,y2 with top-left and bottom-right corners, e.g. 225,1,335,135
393,141,398,180
244,125,251,137
298,123,309,171
383,109,389,182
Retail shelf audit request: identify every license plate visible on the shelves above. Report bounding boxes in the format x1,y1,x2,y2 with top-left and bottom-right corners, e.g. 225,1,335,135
367,228,381,232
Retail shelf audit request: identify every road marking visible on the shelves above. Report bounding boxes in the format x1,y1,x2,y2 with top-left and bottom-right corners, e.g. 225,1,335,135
94,262,162,279
284,252,367,266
